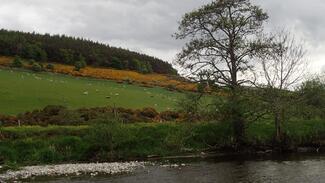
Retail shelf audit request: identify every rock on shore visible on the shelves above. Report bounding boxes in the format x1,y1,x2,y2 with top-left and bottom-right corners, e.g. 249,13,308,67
0,161,145,181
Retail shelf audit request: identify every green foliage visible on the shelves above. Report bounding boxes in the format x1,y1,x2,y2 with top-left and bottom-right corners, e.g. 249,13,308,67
129,59,141,71
31,63,43,72
34,148,61,163
11,56,23,68
111,57,124,70
22,43,47,62
28,59,35,65
0,122,230,165
46,63,54,70
0,29,176,74
2,119,325,167
83,122,116,160
139,61,153,74
74,55,87,71
297,77,325,119
60,49,75,65
177,93,203,120
53,136,85,161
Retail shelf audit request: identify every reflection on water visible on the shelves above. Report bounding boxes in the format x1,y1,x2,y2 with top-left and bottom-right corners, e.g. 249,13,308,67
32,154,325,183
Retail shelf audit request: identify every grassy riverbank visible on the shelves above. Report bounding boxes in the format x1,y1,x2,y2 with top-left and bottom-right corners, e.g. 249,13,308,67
1,119,325,169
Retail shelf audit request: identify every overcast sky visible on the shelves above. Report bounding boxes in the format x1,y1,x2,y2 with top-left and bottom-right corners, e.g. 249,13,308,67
0,0,324,73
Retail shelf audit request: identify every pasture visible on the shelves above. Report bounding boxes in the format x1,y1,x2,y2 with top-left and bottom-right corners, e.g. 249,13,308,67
0,68,184,115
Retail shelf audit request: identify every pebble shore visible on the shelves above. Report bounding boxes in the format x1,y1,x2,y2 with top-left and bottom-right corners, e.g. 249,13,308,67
0,161,145,181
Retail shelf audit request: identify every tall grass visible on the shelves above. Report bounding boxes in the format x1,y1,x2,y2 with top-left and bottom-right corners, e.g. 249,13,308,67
1,119,325,168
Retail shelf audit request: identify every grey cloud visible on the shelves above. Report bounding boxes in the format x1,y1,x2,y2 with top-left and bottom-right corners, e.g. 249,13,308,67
0,0,323,72
254,0,325,72
0,0,211,61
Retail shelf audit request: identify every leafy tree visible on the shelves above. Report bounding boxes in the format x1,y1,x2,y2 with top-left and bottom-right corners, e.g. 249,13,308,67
297,77,325,119
129,59,141,71
11,56,23,68
175,0,269,146
60,49,75,65
143,61,153,74
74,55,87,71
111,57,124,69
138,61,153,74
22,43,47,62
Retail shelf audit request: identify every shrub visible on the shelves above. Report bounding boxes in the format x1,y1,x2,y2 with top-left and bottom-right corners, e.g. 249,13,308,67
124,78,134,85
84,122,116,160
46,63,54,70
31,63,43,72
167,84,176,91
11,56,23,68
42,105,66,116
48,110,83,125
35,148,62,163
160,111,180,121
176,93,203,120
139,108,159,118
54,136,85,161
0,146,16,163
28,59,36,65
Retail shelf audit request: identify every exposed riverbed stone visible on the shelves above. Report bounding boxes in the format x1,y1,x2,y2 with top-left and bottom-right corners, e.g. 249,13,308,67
0,161,145,181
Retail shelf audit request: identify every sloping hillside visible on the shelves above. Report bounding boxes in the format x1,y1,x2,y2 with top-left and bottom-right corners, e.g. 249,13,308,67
0,56,197,91
0,68,185,115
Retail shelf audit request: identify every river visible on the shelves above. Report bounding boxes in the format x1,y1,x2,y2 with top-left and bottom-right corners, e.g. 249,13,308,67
29,154,325,183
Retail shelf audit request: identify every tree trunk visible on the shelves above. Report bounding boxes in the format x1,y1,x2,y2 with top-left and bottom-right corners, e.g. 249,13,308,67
230,88,245,149
275,112,281,143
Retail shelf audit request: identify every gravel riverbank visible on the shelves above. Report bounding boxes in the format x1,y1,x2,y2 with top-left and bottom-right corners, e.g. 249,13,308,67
0,161,145,181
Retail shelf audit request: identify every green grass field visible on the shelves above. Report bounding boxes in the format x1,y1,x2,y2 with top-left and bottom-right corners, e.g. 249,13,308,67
0,68,185,115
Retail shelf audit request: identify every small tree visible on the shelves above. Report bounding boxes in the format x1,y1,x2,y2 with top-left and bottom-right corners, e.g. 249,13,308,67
259,31,307,142
11,56,23,68
74,55,87,71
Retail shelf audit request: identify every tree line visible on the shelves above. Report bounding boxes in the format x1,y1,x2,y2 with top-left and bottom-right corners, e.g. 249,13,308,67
0,29,177,75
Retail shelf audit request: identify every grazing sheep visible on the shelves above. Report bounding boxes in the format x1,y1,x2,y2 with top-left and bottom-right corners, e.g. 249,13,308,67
83,91,89,95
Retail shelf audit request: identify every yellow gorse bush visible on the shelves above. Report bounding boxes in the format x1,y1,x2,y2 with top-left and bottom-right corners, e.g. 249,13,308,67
0,56,197,91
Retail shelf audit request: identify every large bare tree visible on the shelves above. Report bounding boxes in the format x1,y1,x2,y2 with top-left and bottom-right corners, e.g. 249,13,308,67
174,0,269,146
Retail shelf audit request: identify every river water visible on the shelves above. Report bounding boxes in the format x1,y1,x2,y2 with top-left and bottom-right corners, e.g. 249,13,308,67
31,154,325,183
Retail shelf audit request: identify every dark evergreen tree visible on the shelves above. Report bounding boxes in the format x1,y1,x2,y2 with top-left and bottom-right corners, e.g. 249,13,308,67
0,29,177,75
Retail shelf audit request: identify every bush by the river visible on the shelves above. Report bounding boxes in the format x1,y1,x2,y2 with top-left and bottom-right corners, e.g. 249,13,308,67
1,118,325,167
